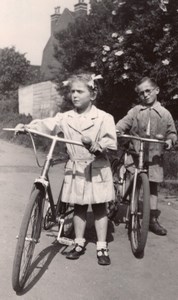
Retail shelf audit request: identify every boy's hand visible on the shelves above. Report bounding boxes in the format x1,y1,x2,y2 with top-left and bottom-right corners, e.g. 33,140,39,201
165,139,172,150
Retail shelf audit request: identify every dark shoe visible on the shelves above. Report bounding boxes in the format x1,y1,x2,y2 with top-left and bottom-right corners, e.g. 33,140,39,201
97,249,111,265
66,244,85,260
149,217,167,236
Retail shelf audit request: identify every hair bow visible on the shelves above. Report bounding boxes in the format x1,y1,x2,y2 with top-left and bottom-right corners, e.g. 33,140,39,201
88,74,103,89
62,80,69,86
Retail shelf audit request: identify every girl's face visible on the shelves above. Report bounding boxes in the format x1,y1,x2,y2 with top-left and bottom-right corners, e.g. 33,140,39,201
137,80,159,106
71,80,95,113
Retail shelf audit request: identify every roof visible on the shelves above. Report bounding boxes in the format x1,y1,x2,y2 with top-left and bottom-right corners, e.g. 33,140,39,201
41,8,75,80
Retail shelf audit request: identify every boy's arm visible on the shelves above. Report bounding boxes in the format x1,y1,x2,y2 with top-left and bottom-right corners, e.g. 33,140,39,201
166,112,177,146
116,108,135,133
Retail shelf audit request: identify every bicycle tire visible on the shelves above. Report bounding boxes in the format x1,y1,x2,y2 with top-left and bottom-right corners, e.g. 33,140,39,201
107,158,123,220
129,172,150,257
12,187,45,292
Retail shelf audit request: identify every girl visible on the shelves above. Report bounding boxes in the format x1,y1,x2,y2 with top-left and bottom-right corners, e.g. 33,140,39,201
15,73,117,265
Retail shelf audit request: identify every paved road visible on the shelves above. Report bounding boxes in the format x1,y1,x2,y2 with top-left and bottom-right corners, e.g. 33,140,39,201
0,139,178,300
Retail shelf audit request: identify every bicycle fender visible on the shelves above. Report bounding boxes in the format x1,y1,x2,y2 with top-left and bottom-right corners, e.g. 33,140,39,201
34,177,49,191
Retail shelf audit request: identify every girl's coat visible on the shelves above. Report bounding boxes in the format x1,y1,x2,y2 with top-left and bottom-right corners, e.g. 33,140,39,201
29,105,117,204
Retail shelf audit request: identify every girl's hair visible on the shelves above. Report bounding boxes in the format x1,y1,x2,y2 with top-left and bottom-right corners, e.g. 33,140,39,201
63,72,102,93
135,76,158,93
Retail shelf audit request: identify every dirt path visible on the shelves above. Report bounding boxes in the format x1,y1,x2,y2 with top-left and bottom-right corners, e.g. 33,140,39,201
0,139,178,300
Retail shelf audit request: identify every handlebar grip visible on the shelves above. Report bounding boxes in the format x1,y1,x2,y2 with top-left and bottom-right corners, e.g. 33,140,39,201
81,136,92,149
3,127,26,134
81,136,102,156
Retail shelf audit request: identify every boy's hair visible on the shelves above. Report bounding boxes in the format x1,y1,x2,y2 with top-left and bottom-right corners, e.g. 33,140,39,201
135,77,158,93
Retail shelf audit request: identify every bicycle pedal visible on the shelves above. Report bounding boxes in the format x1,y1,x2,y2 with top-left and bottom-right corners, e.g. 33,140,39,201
57,237,74,246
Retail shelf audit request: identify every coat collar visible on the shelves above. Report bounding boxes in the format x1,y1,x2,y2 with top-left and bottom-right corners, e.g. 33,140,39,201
66,105,98,132
139,101,162,117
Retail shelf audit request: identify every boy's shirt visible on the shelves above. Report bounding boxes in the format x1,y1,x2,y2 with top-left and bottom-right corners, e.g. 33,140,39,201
116,101,177,182
116,101,176,143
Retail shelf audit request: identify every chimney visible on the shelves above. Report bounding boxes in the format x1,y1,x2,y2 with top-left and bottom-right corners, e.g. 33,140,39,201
74,0,88,18
51,6,61,35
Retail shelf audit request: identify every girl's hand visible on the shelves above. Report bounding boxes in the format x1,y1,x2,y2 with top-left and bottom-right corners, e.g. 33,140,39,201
81,136,102,155
89,141,102,154
14,123,26,135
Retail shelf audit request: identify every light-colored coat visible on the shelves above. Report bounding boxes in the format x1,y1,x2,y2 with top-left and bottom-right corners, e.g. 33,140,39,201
28,105,117,204
116,101,177,182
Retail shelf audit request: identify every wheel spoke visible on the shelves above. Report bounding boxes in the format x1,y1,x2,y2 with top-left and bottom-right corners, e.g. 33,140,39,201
12,188,44,292
130,173,150,257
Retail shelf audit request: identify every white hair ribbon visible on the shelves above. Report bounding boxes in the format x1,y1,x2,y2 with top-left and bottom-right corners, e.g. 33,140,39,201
88,74,103,89
62,80,69,86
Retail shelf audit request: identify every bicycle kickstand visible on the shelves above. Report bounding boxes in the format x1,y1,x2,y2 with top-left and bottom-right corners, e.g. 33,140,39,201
56,217,74,246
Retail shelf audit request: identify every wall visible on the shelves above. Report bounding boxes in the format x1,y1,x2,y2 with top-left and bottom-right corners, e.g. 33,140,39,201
18,81,62,119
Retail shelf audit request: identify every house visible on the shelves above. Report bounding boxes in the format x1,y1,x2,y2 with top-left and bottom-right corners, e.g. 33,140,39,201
18,1,88,119
18,81,62,118
40,0,88,80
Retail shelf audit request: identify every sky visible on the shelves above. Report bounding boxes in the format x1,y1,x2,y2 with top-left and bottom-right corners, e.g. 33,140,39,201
0,0,89,65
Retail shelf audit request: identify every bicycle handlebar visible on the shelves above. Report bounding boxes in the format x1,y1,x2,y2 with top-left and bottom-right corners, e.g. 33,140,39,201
3,128,83,147
116,132,167,145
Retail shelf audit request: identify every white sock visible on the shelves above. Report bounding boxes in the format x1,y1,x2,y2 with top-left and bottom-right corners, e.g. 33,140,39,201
96,241,107,250
75,238,86,247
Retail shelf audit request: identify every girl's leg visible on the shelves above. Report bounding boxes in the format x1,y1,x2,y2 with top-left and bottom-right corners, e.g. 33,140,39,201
149,182,167,236
92,203,108,241
74,204,88,242
92,203,111,265
66,204,88,260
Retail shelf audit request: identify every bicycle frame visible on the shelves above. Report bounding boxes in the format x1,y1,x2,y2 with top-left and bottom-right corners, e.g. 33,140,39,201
3,127,83,238
117,133,166,222
110,133,168,257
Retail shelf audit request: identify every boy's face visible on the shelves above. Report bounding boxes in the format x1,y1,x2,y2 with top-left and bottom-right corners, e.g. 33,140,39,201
71,80,95,112
137,80,159,106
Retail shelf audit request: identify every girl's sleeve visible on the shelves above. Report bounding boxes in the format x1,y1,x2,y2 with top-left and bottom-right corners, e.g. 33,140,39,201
98,114,117,151
26,113,63,135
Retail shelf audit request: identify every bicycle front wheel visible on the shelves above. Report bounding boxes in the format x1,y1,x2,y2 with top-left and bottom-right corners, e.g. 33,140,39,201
107,158,122,219
130,172,150,258
12,187,45,292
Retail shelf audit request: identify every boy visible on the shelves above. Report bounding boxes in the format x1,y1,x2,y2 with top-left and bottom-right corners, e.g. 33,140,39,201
116,77,177,236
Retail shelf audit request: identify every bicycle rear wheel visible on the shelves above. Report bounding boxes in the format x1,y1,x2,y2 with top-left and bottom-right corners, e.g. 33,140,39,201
12,187,45,292
129,172,150,258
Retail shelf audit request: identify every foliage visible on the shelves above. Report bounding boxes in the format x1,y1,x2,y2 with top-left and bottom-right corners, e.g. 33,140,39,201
0,47,41,95
0,47,31,93
0,90,18,112
54,0,178,119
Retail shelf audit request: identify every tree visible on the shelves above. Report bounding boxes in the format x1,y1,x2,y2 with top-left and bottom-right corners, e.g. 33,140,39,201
0,47,31,93
54,0,178,119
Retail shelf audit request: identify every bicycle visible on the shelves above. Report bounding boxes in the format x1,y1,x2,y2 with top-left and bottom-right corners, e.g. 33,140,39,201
109,132,167,258
3,127,84,292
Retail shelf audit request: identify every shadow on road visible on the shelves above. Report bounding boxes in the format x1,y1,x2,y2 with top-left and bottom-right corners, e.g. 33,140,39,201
16,242,66,295
15,211,115,295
